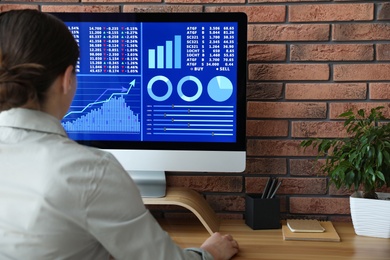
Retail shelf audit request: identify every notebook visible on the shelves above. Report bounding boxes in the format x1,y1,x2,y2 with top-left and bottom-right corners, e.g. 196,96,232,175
282,221,340,242
287,219,325,233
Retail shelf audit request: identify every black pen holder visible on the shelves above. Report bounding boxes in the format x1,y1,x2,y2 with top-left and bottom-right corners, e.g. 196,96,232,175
245,194,281,230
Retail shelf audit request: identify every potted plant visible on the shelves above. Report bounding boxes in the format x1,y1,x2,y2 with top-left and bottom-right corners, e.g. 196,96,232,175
300,106,390,238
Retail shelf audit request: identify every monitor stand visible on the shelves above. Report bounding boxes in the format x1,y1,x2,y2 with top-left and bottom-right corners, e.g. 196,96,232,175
143,187,220,235
128,171,220,235
128,171,166,197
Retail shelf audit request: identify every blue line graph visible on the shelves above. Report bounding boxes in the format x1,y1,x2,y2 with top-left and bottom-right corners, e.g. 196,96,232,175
93,86,129,103
62,78,141,134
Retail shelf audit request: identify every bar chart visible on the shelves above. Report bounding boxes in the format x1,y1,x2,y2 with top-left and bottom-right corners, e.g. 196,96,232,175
148,35,181,69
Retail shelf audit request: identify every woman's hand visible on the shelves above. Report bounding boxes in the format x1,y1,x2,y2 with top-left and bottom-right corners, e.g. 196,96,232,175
200,232,239,260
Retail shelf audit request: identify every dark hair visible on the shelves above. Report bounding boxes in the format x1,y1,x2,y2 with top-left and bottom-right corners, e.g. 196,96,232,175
0,9,79,111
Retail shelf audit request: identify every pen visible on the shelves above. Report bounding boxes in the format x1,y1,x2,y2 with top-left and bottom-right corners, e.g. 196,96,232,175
266,178,277,199
269,180,282,199
261,177,271,199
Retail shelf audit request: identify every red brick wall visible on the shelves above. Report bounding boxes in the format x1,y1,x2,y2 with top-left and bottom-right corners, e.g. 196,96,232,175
2,1,390,222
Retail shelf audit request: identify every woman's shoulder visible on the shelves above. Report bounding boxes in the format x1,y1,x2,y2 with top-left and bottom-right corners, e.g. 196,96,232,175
60,138,120,166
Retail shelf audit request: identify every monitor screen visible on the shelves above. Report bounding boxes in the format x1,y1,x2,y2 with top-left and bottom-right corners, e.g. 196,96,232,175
53,12,247,197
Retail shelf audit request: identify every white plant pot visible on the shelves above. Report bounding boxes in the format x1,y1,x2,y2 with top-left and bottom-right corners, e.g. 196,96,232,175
350,191,390,239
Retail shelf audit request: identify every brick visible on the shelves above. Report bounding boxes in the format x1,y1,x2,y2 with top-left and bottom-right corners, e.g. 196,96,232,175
246,83,283,100
0,5,38,12
370,83,390,100
165,212,245,221
249,0,328,2
244,158,287,175
289,3,373,22
333,24,390,41
290,44,373,61
329,184,354,196
334,64,390,81
82,0,159,2
246,177,326,195
292,121,348,138
376,185,390,193
329,103,390,119
290,197,350,214
329,184,390,195
285,83,366,100
245,177,268,194
247,102,327,119
376,44,390,61
289,159,326,177
248,24,329,42
216,213,244,220
247,140,318,157
280,196,287,213
42,5,120,12
166,0,244,3
206,195,245,212
166,176,242,192
282,215,329,221
247,120,288,137
123,5,202,12
378,3,390,20
10,0,78,2
249,64,329,81
248,44,286,62
280,178,327,195
206,5,285,23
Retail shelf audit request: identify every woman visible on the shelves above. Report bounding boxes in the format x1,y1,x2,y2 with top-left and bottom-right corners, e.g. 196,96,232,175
0,9,238,260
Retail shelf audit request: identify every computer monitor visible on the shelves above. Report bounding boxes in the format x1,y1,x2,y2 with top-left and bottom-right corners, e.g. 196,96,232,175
53,12,247,197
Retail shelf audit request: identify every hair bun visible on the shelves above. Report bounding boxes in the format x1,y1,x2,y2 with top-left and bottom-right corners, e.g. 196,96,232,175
0,63,45,111
0,66,10,76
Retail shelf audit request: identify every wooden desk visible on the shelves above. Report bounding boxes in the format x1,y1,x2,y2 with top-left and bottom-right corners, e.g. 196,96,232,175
159,219,390,260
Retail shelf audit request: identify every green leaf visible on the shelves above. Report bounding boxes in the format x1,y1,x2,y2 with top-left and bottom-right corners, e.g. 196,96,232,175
378,150,383,167
383,150,390,163
357,109,365,117
300,139,313,147
345,171,355,186
376,171,386,182
339,110,354,118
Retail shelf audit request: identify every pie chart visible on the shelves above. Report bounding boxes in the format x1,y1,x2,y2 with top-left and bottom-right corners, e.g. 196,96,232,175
207,76,233,102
